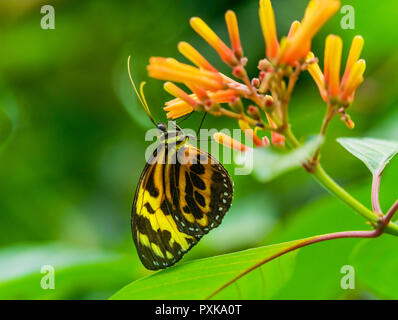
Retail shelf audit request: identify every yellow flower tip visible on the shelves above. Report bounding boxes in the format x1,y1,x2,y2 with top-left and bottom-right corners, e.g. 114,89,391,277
306,52,327,101
306,51,315,61
190,17,238,66
341,59,366,101
259,0,279,59
177,42,218,73
346,118,355,129
324,34,343,97
279,0,340,65
287,20,301,39
147,56,224,91
163,82,199,107
341,35,365,85
238,119,250,131
225,10,243,59
163,100,194,119
213,132,250,152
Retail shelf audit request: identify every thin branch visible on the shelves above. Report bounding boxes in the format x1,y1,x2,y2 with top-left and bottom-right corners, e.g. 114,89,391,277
385,200,398,225
320,105,336,136
311,105,335,162
219,108,269,130
372,172,383,215
281,65,301,125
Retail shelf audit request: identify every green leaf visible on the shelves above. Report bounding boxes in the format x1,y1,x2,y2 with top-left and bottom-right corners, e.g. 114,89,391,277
234,135,323,182
351,235,398,299
0,243,138,299
110,238,310,300
337,137,398,176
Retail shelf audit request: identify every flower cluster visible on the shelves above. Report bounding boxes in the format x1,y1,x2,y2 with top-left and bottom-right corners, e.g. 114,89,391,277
146,0,365,149
307,35,365,129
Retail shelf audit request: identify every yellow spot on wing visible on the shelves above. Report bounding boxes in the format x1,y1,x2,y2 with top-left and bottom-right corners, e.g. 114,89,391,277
151,242,164,258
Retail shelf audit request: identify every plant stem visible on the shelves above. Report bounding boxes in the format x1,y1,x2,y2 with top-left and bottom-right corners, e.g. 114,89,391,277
219,108,269,129
281,66,301,126
282,127,398,236
385,200,398,225
320,105,336,135
312,164,377,224
283,126,301,148
371,172,383,214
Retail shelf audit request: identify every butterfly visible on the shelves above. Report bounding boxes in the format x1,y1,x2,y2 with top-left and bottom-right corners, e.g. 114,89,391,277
128,57,234,270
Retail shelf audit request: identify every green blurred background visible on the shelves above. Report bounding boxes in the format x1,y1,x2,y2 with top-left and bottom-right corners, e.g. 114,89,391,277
0,0,397,299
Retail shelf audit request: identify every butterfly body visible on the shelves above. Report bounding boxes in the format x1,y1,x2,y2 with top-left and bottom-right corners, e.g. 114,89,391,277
131,123,233,270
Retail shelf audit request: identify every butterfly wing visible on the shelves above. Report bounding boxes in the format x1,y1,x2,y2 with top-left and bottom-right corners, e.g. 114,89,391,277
131,144,198,270
132,142,233,270
166,144,233,237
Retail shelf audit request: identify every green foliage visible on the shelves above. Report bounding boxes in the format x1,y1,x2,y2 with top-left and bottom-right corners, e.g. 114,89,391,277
337,137,398,176
0,243,139,299
352,235,398,299
110,239,304,300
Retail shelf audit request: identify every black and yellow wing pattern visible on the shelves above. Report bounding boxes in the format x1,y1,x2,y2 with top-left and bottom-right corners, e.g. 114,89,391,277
131,141,233,270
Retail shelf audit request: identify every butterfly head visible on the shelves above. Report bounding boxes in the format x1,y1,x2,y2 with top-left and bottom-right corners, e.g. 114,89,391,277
157,123,167,133
158,122,186,146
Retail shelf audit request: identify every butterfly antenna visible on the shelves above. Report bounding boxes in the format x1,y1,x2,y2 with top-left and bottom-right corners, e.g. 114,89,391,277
196,112,207,137
176,111,194,125
127,56,157,126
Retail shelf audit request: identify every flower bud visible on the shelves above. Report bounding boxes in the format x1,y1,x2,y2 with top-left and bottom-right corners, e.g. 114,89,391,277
248,105,261,120
233,65,247,78
258,58,271,71
251,78,260,88
229,96,244,113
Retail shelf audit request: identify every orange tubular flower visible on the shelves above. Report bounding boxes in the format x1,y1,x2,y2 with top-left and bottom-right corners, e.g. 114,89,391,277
279,0,340,65
259,0,279,59
341,35,364,86
147,57,224,91
287,20,310,58
306,52,327,101
164,89,237,119
287,20,300,38
225,10,243,59
324,35,342,97
177,42,218,73
213,132,250,152
163,82,200,108
190,17,238,66
340,59,366,102
163,102,194,119
307,35,366,104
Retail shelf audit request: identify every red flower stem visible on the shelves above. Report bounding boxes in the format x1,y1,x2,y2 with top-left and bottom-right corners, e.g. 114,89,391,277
385,200,398,225
371,172,383,215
